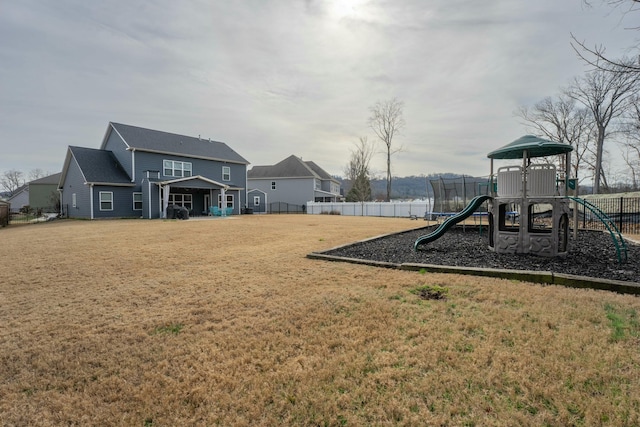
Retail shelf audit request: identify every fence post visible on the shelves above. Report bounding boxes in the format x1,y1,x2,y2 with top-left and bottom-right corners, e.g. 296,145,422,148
619,197,624,233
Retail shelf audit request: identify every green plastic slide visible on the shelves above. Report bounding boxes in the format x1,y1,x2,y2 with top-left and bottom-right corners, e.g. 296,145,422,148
414,195,492,250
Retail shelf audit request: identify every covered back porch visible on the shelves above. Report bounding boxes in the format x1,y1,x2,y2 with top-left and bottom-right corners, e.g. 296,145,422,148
157,175,243,218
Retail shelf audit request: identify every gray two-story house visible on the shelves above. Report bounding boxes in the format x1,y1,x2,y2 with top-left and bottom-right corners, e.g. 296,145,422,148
58,122,249,219
247,155,341,212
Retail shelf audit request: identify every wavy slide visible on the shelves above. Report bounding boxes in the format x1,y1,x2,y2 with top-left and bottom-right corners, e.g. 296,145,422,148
414,195,492,250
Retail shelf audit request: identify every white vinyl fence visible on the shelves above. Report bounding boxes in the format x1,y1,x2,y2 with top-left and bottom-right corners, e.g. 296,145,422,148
306,201,431,218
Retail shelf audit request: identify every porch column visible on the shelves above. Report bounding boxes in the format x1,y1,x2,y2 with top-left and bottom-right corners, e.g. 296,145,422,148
162,184,171,218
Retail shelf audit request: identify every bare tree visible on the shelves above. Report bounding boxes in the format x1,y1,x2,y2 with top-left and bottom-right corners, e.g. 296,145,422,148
344,137,375,203
368,98,405,202
517,94,592,180
618,95,640,188
28,169,46,181
1,170,25,196
572,1,640,74
565,65,639,193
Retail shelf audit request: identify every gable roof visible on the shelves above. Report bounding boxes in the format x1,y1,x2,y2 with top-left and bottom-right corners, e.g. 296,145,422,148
7,184,28,200
30,172,62,185
60,146,133,187
304,160,338,183
105,122,249,165
248,155,339,183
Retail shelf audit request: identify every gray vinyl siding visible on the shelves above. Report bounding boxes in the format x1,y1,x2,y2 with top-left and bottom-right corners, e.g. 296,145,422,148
103,130,133,179
92,186,138,218
134,151,247,211
141,178,161,219
61,159,92,218
133,152,245,184
248,189,266,213
248,177,313,206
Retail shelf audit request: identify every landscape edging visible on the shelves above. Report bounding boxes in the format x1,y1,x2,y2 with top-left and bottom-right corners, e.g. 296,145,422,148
307,252,640,295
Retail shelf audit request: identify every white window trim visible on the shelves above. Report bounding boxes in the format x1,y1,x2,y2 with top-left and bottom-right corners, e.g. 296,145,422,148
163,159,193,178
99,191,113,211
72,193,77,208
222,166,231,181
253,196,260,206
271,181,276,190
133,192,143,210
217,194,234,209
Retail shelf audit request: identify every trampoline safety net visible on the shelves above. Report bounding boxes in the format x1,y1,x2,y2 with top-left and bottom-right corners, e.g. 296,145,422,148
429,176,491,213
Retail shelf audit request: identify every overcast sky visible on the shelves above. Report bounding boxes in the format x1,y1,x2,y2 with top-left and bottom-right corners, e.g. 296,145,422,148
0,0,636,180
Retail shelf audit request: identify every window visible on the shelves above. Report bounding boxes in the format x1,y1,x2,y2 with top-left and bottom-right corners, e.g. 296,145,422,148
218,194,234,208
99,192,113,211
271,181,276,190
528,203,552,234
163,160,192,177
253,196,260,206
169,194,192,211
315,179,321,190
498,203,519,232
133,193,142,210
222,166,230,181
72,193,77,208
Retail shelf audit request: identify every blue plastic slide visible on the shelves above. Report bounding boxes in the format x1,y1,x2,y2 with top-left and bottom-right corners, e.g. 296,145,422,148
414,195,492,250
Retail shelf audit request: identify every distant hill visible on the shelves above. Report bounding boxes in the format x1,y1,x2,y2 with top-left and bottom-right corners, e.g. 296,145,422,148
337,173,483,201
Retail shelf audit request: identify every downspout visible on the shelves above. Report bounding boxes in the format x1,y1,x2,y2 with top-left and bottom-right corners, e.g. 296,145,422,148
131,149,136,183
147,180,152,219
58,188,63,216
90,184,94,220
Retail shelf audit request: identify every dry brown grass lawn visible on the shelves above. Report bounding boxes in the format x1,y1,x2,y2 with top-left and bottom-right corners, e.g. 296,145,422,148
1,215,640,426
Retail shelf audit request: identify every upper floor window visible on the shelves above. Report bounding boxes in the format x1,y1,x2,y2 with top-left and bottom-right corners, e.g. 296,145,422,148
222,166,231,181
163,160,192,178
271,181,276,190
315,179,321,190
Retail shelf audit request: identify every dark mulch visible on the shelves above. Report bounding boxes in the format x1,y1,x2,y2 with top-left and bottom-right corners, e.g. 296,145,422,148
324,226,640,283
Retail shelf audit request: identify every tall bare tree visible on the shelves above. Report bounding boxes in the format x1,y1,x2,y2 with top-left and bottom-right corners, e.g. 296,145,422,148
619,95,640,189
565,65,639,193
1,169,25,196
517,94,593,180
572,1,640,75
368,98,405,202
344,137,375,203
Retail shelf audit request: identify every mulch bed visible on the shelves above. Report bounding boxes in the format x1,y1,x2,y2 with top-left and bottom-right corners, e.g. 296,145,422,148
324,226,640,283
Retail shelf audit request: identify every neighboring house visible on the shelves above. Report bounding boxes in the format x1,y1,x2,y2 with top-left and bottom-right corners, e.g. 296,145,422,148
29,172,61,212
247,155,341,211
7,184,28,213
58,122,249,219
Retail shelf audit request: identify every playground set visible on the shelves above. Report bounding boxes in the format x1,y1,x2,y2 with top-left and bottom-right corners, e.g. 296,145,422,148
414,135,628,263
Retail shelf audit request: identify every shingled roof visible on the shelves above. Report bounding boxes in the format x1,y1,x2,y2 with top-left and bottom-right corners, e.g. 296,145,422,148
248,155,337,182
106,122,249,164
61,146,133,186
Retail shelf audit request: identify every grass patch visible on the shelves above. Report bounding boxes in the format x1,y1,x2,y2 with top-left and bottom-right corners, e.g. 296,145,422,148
152,323,184,335
409,284,449,300
604,303,640,342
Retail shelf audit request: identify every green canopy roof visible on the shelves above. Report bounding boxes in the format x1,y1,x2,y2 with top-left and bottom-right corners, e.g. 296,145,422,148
487,135,573,159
